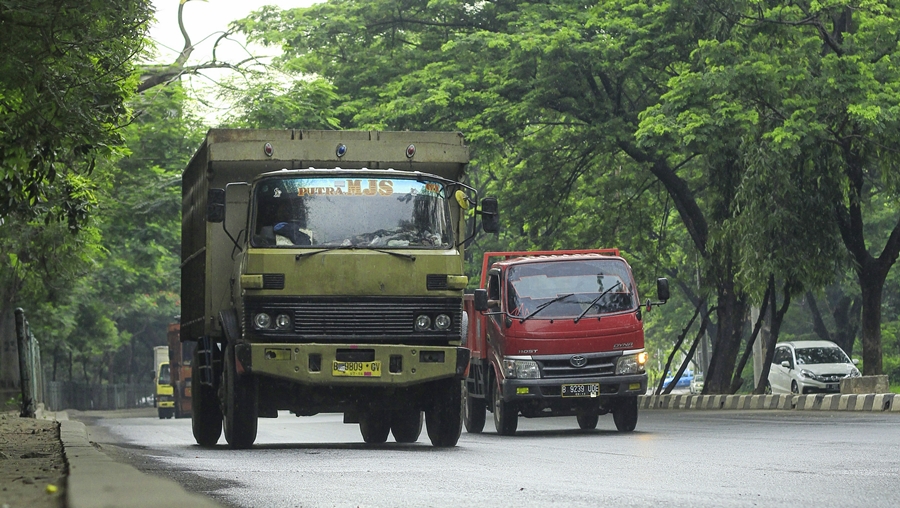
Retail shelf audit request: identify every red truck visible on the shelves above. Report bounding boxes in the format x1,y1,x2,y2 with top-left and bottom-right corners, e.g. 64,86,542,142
465,250,668,435
167,322,194,419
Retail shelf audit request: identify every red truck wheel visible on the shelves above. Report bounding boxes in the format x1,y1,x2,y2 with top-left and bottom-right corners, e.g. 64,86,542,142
612,396,638,432
492,379,517,436
463,386,486,434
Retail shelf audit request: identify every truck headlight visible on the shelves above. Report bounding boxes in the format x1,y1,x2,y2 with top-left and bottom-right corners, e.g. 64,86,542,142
434,314,451,330
415,314,432,331
616,352,647,375
275,314,291,330
254,312,272,330
502,359,540,379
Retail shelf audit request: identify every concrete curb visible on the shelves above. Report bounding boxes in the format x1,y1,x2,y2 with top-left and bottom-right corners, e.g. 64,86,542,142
60,419,222,508
639,393,899,411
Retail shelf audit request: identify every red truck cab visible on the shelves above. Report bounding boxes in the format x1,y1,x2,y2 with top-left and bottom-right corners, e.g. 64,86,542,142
464,250,668,435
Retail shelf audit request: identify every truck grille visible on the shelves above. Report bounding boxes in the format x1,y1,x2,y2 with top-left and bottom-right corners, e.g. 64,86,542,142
244,297,462,340
538,354,618,379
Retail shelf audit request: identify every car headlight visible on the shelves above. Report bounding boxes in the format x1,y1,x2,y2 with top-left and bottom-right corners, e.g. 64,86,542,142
502,359,540,379
800,369,820,381
434,314,452,330
254,312,272,330
414,314,432,331
850,368,861,378
616,352,647,375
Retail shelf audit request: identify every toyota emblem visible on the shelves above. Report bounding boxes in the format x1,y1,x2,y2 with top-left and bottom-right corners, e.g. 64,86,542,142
570,355,587,368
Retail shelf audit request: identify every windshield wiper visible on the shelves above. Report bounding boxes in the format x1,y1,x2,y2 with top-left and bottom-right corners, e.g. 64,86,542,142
295,245,415,261
573,282,621,324
520,293,574,323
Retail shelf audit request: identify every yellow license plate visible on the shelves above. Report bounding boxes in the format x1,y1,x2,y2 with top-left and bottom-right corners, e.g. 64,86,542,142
332,361,382,377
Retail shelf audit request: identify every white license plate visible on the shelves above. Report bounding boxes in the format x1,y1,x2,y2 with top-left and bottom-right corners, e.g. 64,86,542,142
562,383,599,398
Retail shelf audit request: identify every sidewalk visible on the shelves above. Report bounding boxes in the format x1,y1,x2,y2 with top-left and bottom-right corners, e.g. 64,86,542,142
0,408,221,508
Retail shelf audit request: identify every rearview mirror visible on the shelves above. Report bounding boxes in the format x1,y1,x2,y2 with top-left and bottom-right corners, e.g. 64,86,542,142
474,289,488,312
656,278,670,302
781,361,791,369
480,197,499,233
207,188,226,223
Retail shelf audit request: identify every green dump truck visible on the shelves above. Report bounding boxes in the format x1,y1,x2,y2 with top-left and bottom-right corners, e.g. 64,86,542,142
181,129,498,448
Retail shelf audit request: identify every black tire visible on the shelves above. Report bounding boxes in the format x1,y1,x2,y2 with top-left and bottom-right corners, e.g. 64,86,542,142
576,410,599,430
390,409,423,443
791,381,800,394
191,346,222,447
425,378,463,447
360,411,391,444
492,378,517,436
222,344,258,449
463,384,486,434
612,396,638,432
158,408,167,419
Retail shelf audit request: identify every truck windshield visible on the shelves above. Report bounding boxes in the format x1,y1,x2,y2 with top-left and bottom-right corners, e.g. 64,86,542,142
507,259,636,319
250,176,453,249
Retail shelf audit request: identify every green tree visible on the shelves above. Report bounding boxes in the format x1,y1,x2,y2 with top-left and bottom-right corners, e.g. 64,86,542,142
0,0,153,229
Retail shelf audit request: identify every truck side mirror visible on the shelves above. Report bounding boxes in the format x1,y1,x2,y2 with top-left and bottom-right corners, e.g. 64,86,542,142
474,289,489,311
656,278,670,302
207,188,226,223
480,197,499,233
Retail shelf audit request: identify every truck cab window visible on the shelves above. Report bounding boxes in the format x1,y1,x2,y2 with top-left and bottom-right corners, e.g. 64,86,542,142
250,177,453,249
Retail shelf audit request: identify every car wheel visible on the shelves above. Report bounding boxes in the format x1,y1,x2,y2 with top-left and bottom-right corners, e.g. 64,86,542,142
791,381,800,394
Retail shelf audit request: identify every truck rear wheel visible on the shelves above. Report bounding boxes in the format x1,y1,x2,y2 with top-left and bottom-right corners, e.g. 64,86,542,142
576,410,599,430
425,378,463,447
222,344,258,449
492,378,517,436
191,346,222,447
360,411,391,444
463,385,486,433
390,409,423,443
612,396,638,432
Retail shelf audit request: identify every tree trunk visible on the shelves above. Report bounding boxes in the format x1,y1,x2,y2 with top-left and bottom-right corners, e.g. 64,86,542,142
858,261,885,374
806,291,832,343
705,281,748,394
830,293,860,356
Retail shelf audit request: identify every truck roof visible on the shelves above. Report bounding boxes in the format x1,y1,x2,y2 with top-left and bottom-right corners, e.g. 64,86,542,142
480,249,623,287
187,129,469,182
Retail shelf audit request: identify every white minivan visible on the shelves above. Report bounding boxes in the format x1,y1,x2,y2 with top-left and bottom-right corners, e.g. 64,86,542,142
767,340,861,394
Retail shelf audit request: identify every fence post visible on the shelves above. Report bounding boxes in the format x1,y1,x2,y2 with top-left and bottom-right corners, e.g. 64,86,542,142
15,308,35,417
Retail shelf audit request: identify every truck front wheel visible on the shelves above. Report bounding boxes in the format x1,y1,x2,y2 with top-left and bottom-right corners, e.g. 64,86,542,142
612,396,638,432
463,385,486,434
425,378,463,447
576,409,600,430
222,344,258,449
492,378,517,436
191,346,222,447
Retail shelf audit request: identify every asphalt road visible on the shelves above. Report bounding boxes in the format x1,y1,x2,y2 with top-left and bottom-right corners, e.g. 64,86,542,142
74,408,900,508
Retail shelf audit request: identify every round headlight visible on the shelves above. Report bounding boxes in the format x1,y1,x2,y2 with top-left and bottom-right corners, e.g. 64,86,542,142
415,315,432,331
434,314,451,330
254,312,272,330
275,314,291,330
